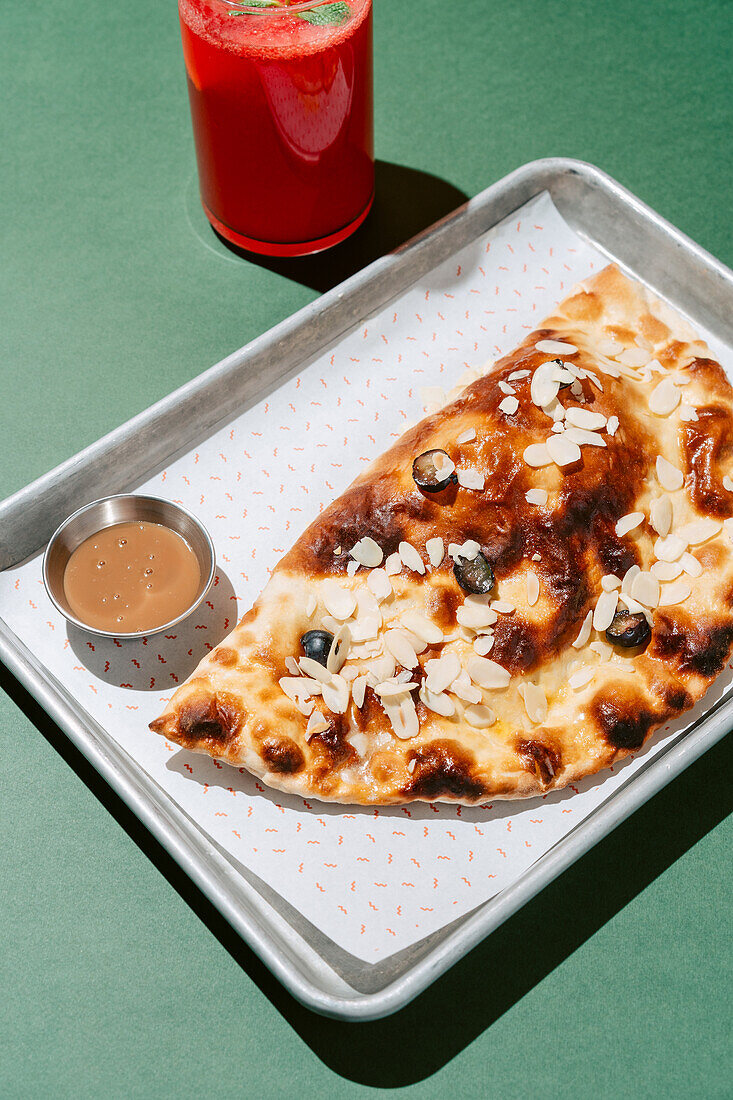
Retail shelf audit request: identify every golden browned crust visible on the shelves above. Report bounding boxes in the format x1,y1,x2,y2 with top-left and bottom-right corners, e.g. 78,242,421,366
150,265,733,804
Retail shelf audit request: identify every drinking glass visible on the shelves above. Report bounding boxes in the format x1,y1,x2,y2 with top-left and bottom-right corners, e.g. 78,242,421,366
179,0,374,256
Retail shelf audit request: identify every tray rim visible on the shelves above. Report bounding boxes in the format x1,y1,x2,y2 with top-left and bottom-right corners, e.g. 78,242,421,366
2,156,733,1021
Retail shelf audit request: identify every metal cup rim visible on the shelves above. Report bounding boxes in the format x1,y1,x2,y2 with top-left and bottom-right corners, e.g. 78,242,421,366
42,494,216,640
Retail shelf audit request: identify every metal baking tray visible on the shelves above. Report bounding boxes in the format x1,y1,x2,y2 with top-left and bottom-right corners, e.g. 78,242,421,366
1,158,732,1021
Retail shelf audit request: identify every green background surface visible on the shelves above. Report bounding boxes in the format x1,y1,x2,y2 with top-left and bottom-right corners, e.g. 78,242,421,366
1,0,731,1096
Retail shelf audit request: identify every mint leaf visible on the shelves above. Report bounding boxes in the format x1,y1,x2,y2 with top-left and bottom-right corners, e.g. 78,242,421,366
228,0,280,14
298,2,351,26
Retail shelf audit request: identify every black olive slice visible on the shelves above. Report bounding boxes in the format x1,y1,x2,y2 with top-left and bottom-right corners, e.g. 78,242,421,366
453,552,495,595
605,609,651,649
412,449,456,493
300,629,334,667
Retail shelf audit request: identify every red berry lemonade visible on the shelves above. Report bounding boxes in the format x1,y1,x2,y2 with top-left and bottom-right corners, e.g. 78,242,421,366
179,0,374,255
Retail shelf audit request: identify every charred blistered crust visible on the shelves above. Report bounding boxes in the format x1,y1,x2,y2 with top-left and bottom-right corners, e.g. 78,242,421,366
591,693,658,751
260,736,305,775
403,740,486,802
682,406,733,518
652,612,733,678
516,738,561,787
166,691,243,748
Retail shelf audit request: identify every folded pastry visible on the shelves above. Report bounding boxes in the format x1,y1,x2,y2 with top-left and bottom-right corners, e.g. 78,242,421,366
151,266,733,804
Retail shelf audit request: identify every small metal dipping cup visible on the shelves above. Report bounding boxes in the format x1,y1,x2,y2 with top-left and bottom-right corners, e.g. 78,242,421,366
43,494,216,639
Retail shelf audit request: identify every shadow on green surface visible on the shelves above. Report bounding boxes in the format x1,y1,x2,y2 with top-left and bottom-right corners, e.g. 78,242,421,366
2,659,731,1088
207,159,470,293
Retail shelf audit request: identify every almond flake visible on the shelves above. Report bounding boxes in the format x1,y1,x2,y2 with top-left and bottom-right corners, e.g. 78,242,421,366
525,488,548,506
518,682,548,724
601,574,622,591
654,534,686,562
385,552,402,577
425,537,445,568
419,685,455,717
532,553,541,562
531,361,561,408
724,475,733,492
384,629,419,670
679,404,699,422
618,594,649,618
374,679,419,699
491,599,515,614
457,468,485,490
321,673,350,715
584,370,603,392
526,571,540,606
297,658,331,685
681,552,703,578
652,561,683,581
448,539,480,561
630,571,660,608
658,579,692,607
606,415,619,435
352,676,368,709
551,423,565,434
457,599,497,631
448,669,482,704
464,704,496,729
599,337,623,356
547,434,581,467
473,635,495,656
617,347,651,368
565,407,606,430
678,518,722,545
615,512,644,537
621,564,641,595
498,380,516,395
563,426,607,448
569,667,595,690
508,369,530,381
400,611,443,645
382,693,419,740
498,396,519,415
346,561,359,577
433,453,456,479
523,442,553,468
399,541,426,575
457,428,476,444
350,536,383,568
590,638,613,661
467,656,511,689
593,589,619,631
321,580,357,621
535,339,577,355
305,595,317,618
656,456,684,491
572,610,593,648
425,653,461,694
305,711,329,740
367,568,392,602
650,495,673,537
325,625,350,674
649,377,681,416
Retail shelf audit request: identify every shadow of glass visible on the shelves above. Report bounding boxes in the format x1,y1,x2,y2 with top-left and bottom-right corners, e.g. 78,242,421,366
209,160,470,293
1,653,730,1087
64,569,237,690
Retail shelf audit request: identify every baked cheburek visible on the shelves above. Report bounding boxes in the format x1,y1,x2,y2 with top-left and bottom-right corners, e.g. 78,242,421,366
150,265,733,804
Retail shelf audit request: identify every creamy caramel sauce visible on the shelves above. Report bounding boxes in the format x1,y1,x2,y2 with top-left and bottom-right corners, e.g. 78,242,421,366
63,521,201,633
